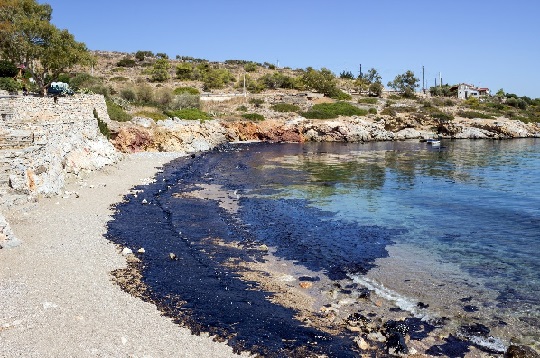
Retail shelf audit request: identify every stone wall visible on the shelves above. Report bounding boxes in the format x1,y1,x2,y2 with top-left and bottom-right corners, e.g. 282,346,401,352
0,94,121,247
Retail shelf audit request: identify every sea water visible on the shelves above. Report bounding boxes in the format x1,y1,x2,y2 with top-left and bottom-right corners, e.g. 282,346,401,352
107,138,540,355
255,139,540,347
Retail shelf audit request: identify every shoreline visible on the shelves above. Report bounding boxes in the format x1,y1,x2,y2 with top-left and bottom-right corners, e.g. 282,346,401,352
0,152,247,358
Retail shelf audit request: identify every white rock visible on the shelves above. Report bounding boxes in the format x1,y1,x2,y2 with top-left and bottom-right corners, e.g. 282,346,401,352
121,247,133,256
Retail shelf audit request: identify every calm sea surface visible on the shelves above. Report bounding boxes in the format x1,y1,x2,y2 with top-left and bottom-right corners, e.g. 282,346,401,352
108,138,540,354
257,139,540,346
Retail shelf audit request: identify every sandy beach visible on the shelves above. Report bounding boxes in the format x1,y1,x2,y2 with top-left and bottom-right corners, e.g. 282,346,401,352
0,152,245,358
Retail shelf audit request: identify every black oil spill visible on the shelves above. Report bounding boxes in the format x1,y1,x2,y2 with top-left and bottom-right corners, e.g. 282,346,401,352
106,143,403,356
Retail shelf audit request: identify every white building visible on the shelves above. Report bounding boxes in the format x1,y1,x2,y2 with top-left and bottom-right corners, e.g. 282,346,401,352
452,83,491,99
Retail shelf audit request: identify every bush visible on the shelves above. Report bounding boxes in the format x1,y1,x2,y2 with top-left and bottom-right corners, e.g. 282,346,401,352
203,69,233,90
328,88,352,100
300,102,368,119
136,84,154,104
244,62,258,72
242,113,265,121
165,108,211,120
431,111,454,122
110,76,129,82
170,94,200,109
249,98,264,107
368,107,377,115
358,97,378,104
120,88,137,102
176,63,193,80
117,57,136,67
93,108,110,139
0,60,18,78
381,107,397,116
457,110,493,119
135,50,154,61
271,103,300,112
106,99,131,122
237,105,248,112
0,78,21,92
151,59,171,82
154,88,173,108
173,86,200,95
134,111,168,121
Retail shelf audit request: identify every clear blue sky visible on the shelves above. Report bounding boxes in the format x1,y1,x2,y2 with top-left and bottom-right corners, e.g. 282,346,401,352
44,0,540,98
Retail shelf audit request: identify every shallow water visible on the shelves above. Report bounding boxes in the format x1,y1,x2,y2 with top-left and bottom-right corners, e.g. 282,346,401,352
107,139,540,355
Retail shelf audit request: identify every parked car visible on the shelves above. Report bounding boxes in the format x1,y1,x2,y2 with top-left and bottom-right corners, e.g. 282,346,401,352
47,82,74,96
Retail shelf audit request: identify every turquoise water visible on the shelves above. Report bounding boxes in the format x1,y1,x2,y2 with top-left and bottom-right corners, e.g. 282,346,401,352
259,139,540,346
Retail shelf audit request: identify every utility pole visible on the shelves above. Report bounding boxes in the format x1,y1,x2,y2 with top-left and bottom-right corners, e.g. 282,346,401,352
422,65,425,94
359,64,362,78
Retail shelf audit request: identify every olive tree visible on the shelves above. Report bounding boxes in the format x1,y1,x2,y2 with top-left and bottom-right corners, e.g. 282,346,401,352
0,0,92,94
387,70,419,97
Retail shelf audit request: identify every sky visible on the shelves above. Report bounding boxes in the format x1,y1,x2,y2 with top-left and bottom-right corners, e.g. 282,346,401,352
43,0,540,98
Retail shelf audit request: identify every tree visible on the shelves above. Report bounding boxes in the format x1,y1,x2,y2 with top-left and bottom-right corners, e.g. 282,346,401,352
496,88,505,98
301,67,338,96
387,70,419,97
339,70,355,79
355,68,383,96
151,58,171,82
0,0,93,95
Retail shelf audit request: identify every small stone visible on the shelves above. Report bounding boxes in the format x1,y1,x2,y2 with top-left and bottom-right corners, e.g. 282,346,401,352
121,247,133,256
141,198,148,204
347,325,362,332
137,247,145,253
299,281,313,289
121,336,127,345
169,252,177,260
258,244,269,251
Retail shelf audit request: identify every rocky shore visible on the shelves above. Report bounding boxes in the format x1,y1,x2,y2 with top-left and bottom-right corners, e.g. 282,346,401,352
109,115,540,153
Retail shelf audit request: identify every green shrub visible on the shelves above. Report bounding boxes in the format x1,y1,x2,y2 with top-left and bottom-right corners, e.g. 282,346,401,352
0,78,21,92
301,102,368,119
358,97,378,104
93,108,110,139
151,59,171,82
134,111,168,121
249,98,264,107
110,76,129,82
173,86,200,95
117,57,136,67
165,108,211,120
431,111,454,122
329,89,352,100
0,60,18,78
368,107,377,115
244,62,258,72
242,113,265,121
154,88,174,108
237,105,248,112
271,103,300,113
170,94,200,109
176,63,193,80
457,110,494,119
135,50,154,61
120,88,137,102
106,99,131,122
202,69,233,90
136,85,154,104
381,107,397,116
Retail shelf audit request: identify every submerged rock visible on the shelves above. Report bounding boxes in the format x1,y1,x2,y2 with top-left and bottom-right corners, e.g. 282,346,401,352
384,320,409,355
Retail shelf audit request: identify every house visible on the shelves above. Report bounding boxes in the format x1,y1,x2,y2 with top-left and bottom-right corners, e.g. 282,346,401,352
451,83,491,99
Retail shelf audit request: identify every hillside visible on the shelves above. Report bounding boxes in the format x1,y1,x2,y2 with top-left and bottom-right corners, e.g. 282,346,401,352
43,50,538,150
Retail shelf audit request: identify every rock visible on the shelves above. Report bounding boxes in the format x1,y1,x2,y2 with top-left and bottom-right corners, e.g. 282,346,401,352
384,320,410,355
137,247,145,253
417,301,429,309
506,345,540,358
169,252,177,260
299,281,313,289
355,337,371,350
0,213,21,248
121,247,133,256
